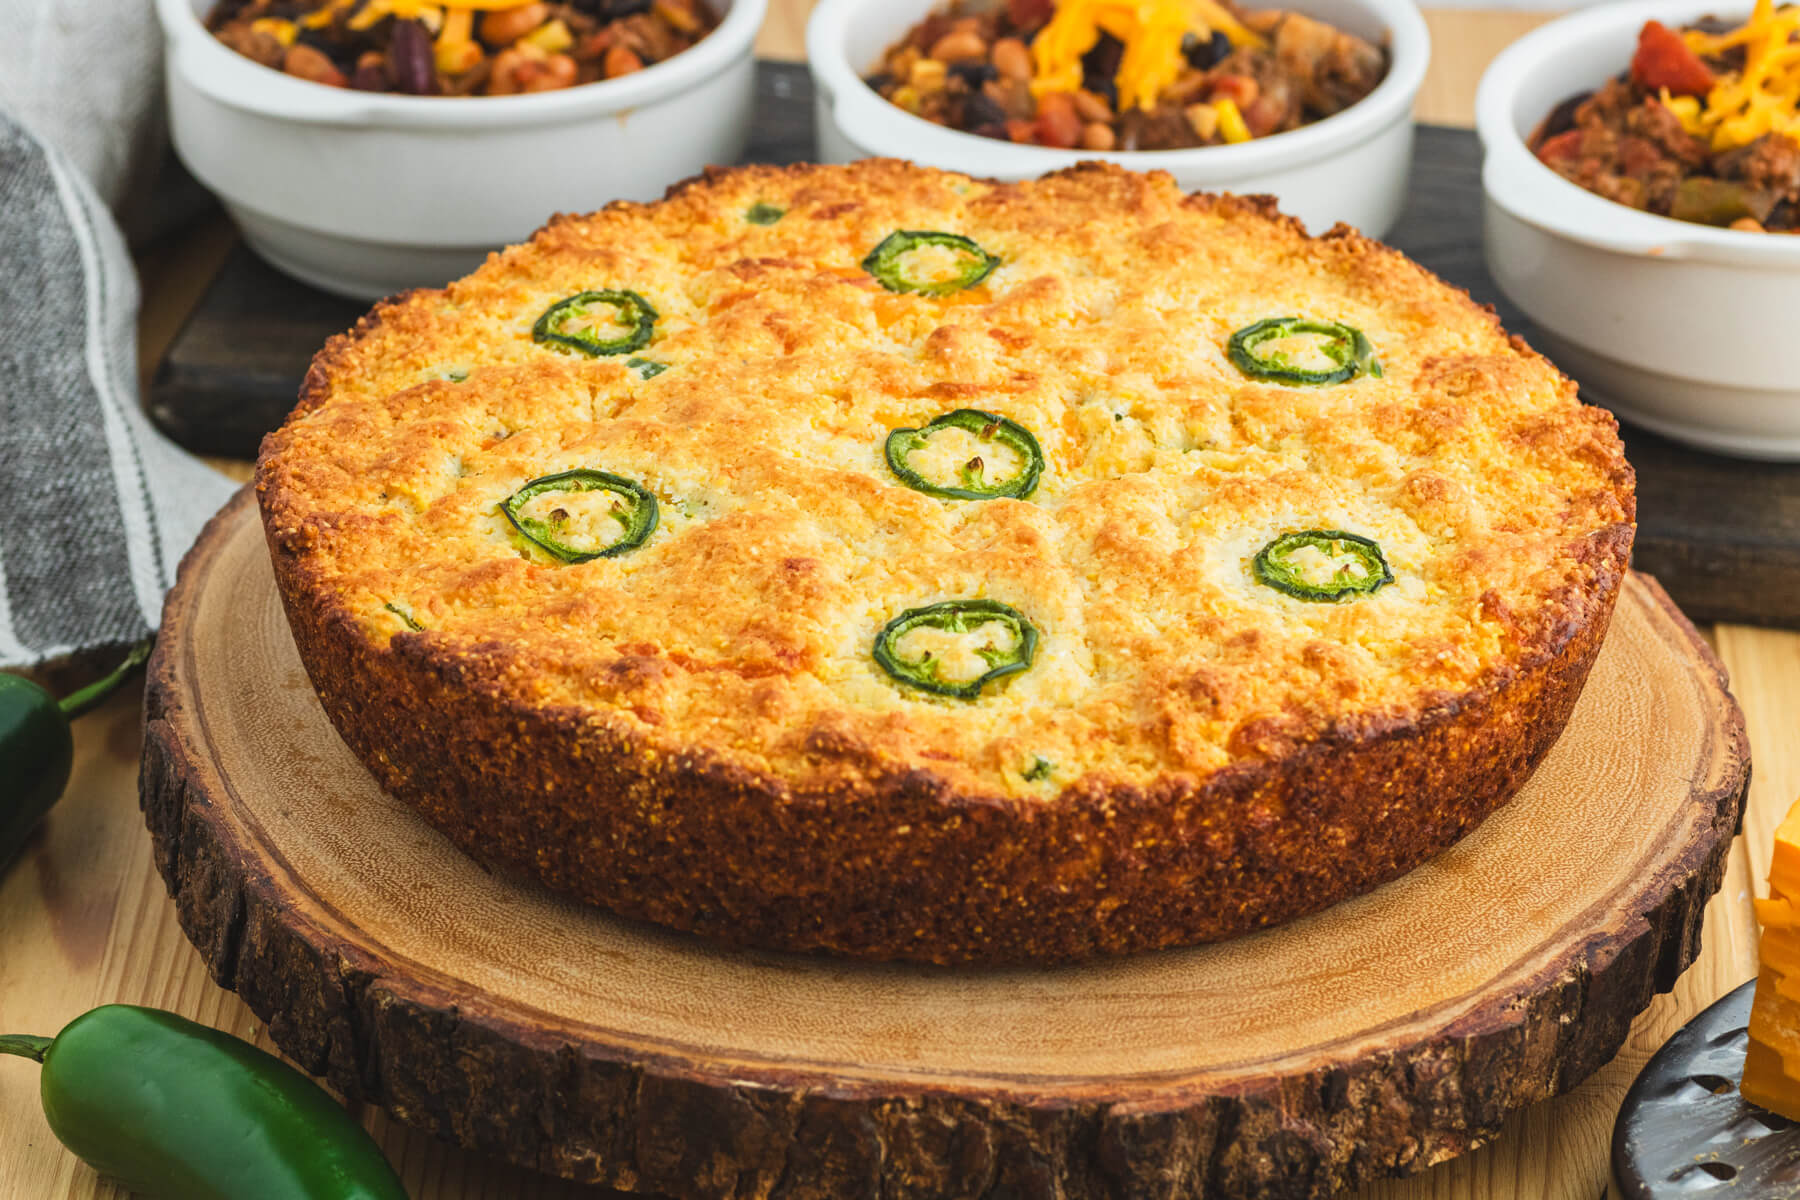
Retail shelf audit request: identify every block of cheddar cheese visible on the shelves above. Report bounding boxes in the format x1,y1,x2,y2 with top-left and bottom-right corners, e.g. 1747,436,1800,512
1742,801,1800,1119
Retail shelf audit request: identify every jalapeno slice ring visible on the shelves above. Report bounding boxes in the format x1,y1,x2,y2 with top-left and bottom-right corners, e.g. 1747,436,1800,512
874,600,1039,699
885,408,1044,501
1228,317,1380,386
501,469,659,563
862,231,1000,296
1252,530,1394,602
532,290,657,357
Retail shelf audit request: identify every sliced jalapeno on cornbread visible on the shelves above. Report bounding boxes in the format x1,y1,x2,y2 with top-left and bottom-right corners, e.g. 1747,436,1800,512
501,469,658,563
885,408,1043,501
625,356,669,380
532,290,657,357
1023,756,1054,782
1228,317,1380,386
874,600,1038,699
383,603,423,631
862,231,1000,296
1253,530,1393,602
744,203,786,225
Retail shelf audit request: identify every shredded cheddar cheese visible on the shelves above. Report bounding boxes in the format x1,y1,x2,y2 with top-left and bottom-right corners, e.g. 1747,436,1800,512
435,6,483,74
1030,0,1268,111
438,6,472,42
1215,94,1251,141
347,0,538,30
251,16,299,44
300,0,353,28
520,16,574,53
1677,0,1800,151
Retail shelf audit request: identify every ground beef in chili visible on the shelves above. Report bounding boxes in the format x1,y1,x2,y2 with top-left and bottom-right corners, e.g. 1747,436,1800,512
1530,13,1800,232
866,0,1386,152
206,0,718,96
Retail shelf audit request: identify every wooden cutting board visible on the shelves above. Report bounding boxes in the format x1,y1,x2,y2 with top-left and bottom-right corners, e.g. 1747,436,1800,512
140,488,1748,1199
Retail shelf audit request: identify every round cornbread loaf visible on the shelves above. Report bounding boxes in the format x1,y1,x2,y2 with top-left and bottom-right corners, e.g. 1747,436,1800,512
256,161,1636,964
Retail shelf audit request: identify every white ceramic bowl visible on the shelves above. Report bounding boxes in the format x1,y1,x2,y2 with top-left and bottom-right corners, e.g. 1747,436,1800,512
1477,0,1800,460
157,0,766,298
806,0,1429,238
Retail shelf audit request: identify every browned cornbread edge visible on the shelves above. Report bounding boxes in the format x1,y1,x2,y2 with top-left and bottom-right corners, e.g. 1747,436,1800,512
255,164,1635,964
258,514,1628,966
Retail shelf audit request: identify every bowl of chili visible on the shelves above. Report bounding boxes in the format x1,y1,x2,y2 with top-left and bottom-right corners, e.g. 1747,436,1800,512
805,0,1430,238
1477,0,1800,459
156,0,767,299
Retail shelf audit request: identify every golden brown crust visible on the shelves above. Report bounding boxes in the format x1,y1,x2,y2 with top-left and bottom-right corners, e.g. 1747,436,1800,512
257,161,1635,963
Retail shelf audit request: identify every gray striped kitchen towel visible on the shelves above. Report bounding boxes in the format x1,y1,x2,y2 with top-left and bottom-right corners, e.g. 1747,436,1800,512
0,111,233,668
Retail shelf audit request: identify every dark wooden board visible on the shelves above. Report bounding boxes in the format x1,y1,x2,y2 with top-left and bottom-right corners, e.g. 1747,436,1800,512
145,62,1800,627
1613,980,1800,1197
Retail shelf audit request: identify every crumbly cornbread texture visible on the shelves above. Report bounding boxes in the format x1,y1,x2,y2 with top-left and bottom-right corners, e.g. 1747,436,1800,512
258,161,1635,963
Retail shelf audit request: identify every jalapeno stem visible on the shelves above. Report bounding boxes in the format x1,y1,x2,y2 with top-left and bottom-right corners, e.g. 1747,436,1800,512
57,637,153,722
0,1034,52,1062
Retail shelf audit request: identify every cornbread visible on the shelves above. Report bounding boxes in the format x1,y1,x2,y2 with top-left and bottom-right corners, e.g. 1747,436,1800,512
257,160,1635,964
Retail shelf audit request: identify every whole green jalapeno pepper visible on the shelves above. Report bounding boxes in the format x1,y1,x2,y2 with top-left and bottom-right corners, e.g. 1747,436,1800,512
0,1005,407,1200
1,638,152,876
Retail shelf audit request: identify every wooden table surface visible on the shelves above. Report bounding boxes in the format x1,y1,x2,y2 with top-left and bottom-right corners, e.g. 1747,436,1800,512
2,5,1786,1198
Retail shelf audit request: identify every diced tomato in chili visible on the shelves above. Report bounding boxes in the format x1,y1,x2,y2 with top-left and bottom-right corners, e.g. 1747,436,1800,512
1535,129,1582,165
1209,74,1259,108
1006,118,1039,144
1630,21,1714,97
1036,92,1082,147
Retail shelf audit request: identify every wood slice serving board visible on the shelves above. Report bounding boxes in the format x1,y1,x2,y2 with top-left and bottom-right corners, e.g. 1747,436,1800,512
141,490,1748,1200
